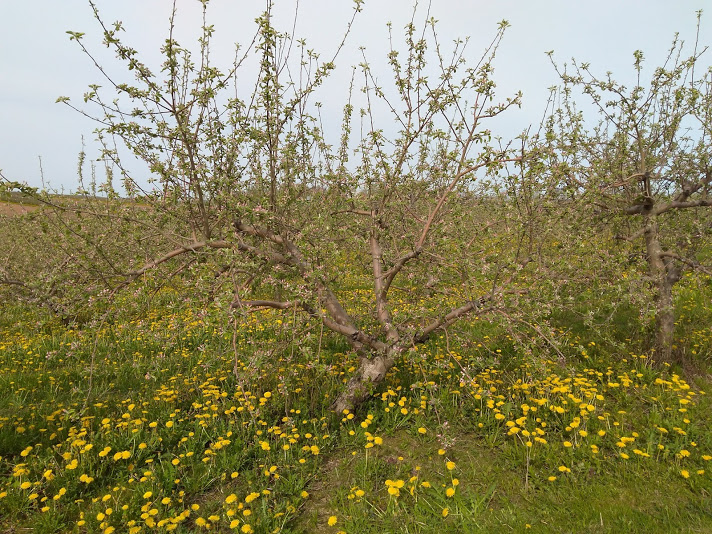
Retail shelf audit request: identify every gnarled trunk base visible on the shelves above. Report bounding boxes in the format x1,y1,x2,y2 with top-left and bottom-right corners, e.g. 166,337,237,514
330,353,394,413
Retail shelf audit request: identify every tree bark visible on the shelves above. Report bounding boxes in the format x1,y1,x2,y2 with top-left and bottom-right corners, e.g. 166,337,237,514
330,352,395,413
644,221,677,363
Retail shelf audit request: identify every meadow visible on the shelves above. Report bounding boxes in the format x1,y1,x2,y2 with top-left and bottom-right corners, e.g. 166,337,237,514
2,5,712,531
1,246,711,533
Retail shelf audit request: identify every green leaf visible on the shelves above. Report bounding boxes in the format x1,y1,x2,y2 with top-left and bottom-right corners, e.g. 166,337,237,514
66,31,85,41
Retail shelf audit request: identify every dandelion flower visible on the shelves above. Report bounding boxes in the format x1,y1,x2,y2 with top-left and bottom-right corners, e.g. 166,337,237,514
245,492,260,504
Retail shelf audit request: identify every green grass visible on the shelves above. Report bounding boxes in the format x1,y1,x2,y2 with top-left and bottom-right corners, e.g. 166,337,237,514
300,432,712,533
1,274,712,533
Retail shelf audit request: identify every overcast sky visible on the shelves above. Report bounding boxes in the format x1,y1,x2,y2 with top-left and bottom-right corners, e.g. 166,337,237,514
1,1,709,192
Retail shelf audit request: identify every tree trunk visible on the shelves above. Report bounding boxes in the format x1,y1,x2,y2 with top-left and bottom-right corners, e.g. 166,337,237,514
330,352,395,413
654,278,675,362
644,221,678,363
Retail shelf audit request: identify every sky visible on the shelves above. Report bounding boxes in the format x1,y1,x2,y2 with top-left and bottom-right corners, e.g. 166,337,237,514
1,0,709,193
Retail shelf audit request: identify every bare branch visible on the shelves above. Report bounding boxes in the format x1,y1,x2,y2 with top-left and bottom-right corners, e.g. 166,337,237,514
414,297,490,344
381,249,421,296
496,310,567,363
235,221,285,245
125,240,232,279
673,170,712,204
234,297,388,353
330,209,373,217
235,219,359,334
602,172,648,190
652,198,712,216
660,251,712,276
240,300,299,310
0,277,27,288
416,157,521,249
614,228,646,242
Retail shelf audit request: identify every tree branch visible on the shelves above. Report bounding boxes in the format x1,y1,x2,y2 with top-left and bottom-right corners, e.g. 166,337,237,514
673,169,712,204
330,209,373,217
235,219,359,334
416,157,521,250
233,297,388,353
414,296,490,344
652,198,712,216
240,300,299,310
381,248,421,297
370,231,399,343
659,251,712,276
234,221,285,245
124,240,232,279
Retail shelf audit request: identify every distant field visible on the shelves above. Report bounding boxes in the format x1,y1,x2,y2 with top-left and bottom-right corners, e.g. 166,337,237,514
0,200,38,216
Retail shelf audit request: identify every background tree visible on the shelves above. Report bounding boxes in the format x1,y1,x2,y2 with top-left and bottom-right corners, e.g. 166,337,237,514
0,163,166,322
541,26,712,363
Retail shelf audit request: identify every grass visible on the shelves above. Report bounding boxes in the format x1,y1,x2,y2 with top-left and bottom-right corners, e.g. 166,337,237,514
1,270,711,533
